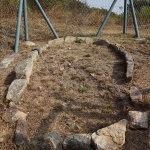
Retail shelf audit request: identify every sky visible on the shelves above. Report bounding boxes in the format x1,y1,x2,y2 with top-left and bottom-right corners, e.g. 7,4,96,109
82,0,125,14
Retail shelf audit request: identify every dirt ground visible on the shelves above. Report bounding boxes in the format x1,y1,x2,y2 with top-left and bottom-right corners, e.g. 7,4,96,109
0,12,150,150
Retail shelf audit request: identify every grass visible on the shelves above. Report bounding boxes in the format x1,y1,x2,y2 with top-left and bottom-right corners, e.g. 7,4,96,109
78,86,87,93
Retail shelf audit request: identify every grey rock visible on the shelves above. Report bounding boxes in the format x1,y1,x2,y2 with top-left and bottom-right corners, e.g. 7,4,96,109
44,132,63,150
92,119,127,150
15,58,33,82
27,50,39,62
128,111,148,129
130,86,142,103
33,44,47,54
3,105,27,122
119,49,128,60
65,36,76,43
93,39,110,46
126,61,134,82
14,119,28,147
63,134,91,150
25,41,35,46
77,37,93,44
125,54,133,62
0,54,18,69
109,44,120,53
6,79,27,103
48,38,64,46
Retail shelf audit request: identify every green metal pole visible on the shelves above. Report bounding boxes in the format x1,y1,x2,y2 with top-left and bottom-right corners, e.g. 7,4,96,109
34,0,59,38
129,0,140,38
14,0,24,53
96,0,118,36
23,0,29,41
123,0,128,33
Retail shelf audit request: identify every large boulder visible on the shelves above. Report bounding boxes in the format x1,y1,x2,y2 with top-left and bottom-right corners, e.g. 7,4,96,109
92,119,128,150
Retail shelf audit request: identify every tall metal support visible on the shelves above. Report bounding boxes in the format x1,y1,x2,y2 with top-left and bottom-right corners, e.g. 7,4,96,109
123,0,128,34
14,0,24,53
96,0,140,38
23,0,29,41
14,0,59,53
96,0,118,36
34,0,59,38
129,0,140,38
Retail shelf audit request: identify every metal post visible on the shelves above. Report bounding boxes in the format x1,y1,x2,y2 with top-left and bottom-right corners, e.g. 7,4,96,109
123,0,128,33
14,0,24,53
96,0,118,36
34,0,59,38
23,0,29,41
129,0,140,38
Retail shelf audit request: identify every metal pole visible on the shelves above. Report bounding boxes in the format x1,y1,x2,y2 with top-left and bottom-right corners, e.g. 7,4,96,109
96,0,118,36
129,0,140,38
34,0,59,38
14,0,24,53
23,0,29,41
123,0,128,33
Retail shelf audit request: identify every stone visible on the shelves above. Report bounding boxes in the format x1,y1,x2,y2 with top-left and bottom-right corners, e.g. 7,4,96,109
77,37,93,44
65,36,76,43
126,61,134,82
14,119,28,147
63,134,91,150
0,54,18,69
27,51,39,62
119,49,128,60
91,119,127,150
93,39,110,46
128,111,148,129
48,38,64,46
125,54,133,62
130,86,142,103
32,44,47,54
3,106,27,122
44,132,63,150
6,79,27,103
25,41,35,46
15,58,33,82
109,44,120,53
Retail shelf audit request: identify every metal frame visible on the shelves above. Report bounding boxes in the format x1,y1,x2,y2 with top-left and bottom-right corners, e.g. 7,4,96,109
14,0,59,53
96,0,140,38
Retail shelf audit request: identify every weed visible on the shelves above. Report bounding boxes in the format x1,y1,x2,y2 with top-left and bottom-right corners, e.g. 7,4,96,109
75,39,83,43
66,56,75,63
84,54,91,57
78,86,87,93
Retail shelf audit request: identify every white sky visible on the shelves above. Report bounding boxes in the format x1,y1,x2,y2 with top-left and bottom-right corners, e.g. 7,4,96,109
83,0,125,14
